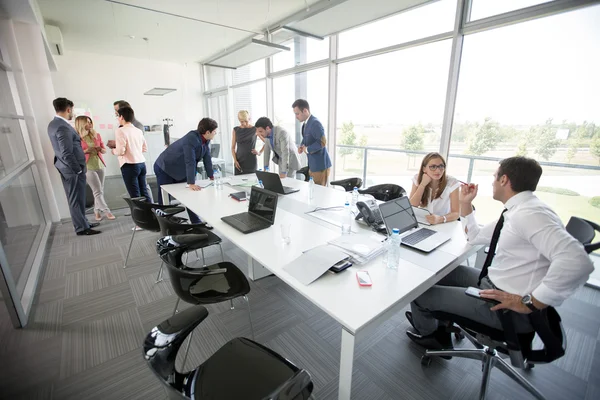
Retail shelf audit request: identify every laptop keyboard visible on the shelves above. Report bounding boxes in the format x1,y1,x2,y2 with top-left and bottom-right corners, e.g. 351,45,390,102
403,228,436,245
231,213,265,229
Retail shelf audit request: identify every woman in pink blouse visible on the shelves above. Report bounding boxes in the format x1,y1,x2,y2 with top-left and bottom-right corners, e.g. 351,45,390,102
107,106,151,202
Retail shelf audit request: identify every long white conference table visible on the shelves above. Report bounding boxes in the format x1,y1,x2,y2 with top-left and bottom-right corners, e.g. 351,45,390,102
161,177,479,400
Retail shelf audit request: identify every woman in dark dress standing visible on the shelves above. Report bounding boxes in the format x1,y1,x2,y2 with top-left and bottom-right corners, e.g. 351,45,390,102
231,110,258,175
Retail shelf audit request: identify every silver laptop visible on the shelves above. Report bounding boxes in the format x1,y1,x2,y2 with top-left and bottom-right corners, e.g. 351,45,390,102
379,197,451,253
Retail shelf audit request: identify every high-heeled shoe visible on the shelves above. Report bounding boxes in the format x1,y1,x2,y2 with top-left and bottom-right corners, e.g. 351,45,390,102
94,211,102,221
105,211,116,220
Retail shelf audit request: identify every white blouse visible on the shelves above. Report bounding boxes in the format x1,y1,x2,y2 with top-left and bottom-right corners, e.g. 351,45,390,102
411,174,461,216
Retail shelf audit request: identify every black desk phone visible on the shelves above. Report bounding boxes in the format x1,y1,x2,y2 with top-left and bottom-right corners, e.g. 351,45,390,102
355,200,387,233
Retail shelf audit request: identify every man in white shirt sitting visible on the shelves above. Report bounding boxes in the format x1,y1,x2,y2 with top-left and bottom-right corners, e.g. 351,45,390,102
406,156,594,351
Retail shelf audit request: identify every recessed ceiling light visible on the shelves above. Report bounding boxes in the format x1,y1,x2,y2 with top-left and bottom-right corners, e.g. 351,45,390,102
128,35,135,39
144,87,177,96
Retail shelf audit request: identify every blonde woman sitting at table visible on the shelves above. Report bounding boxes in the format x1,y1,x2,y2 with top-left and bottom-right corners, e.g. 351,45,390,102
75,115,115,221
409,152,460,225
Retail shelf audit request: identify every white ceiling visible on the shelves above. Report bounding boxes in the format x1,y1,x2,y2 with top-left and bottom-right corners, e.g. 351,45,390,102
37,0,322,63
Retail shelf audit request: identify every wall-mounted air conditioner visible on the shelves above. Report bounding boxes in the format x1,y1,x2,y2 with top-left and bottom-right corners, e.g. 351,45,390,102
45,25,64,56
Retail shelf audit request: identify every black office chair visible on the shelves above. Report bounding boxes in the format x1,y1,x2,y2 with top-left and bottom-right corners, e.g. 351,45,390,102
123,197,186,269
330,177,363,192
210,143,220,158
154,208,224,283
297,166,310,182
156,234,254,339
143,305,314,400
358,184,406,202
420,306,566,400
566,216,600,254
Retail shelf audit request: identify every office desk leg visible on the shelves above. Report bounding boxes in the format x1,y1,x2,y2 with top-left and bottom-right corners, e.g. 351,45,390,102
338,328,355,400
246,254,272,281
161,188,170,206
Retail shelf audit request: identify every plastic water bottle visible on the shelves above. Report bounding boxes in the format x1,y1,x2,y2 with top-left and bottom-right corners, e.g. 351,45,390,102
351,186,359,207
341,201,352,234
308,176,315,199
258,180,264,189
265,166,270,172
213,168,222,189
387,228,401,269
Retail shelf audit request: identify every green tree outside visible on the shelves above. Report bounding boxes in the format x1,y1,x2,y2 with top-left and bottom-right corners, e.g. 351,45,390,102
356,134,368,161
591,134,600,165
402,124,425,167
534,118,560,161
339,121,357,170
466,117,500,155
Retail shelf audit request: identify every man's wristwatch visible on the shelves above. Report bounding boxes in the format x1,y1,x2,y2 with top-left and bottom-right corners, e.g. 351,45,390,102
521,294,538,312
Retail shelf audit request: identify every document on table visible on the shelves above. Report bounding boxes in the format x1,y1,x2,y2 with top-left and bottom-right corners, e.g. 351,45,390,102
412,206,432,225
283,245,349,285
328,233,385,264
185,179,214,188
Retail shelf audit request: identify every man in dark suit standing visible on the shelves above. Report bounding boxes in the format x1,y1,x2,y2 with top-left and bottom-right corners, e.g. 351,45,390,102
48,97,100,236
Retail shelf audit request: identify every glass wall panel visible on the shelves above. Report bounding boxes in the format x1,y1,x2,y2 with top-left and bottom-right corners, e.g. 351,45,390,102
273,67,329,150
335,40,452,185
0,118,29,179
0,167,45,296
232,80,267,124
338,0,455,58
205,65,229,89
233,59,266,85
272,37,329,72
448,5,600,227
469,0,553,21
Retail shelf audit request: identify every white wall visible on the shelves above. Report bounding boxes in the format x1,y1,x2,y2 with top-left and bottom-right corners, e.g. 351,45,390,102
51,50,204,177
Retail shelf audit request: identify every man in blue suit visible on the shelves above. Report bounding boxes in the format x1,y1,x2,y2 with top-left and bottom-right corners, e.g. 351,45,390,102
154,118,218,224
292,99,332,186
48,97,100,236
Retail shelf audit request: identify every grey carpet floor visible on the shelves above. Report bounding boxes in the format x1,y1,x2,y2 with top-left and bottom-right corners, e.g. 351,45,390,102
0,209,599,400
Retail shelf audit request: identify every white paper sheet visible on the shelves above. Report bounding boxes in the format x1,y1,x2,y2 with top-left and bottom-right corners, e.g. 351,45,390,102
283,245,349,285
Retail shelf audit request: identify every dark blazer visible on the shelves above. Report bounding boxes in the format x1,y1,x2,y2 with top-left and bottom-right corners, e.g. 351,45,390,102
155,130,213,184
47,116,86,176
301,114,332,172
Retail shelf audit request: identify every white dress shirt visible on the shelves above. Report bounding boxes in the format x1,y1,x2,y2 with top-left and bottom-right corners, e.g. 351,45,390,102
462,191,594,307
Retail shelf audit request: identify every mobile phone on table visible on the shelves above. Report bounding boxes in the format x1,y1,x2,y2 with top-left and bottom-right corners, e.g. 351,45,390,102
465,286,500,304
356,270,372,286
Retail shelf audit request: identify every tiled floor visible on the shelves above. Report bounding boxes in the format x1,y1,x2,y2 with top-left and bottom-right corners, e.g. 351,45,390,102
0,209,599,399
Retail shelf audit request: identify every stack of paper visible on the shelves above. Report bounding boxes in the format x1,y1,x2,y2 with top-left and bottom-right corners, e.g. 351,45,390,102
328,233,386,264
283,245,349,285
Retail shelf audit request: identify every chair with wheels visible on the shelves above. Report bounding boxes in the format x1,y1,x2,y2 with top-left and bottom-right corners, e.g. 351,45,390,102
154,208,224,283
143,304,314,400
156,234,255,340
297,166,310,182
123,197,186,268
420,305,566,400
330,177,363,192
358,184,406,202
566,216,600,254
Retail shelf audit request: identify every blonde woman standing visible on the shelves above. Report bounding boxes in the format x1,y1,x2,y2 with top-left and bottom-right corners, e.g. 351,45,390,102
231,110,257,175
75,116,115,221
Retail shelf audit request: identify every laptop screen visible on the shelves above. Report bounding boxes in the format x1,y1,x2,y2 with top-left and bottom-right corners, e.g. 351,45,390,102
248,187,278,223
378,197,419,235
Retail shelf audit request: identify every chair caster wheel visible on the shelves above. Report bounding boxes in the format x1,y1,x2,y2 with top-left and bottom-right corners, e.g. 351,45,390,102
421,355,432,367
454,332,464,341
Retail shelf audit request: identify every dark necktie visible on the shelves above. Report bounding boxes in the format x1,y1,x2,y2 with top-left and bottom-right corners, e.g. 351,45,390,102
302,122,305,135
478,208,507,285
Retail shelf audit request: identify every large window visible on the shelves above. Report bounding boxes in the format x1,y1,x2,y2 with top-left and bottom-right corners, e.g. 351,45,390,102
337,0,455,58
272,37,329,72
233,59,265,85
233,80,267,124
448,5,600,229
205,65,229,90
273,67,329,146
335,40,452,188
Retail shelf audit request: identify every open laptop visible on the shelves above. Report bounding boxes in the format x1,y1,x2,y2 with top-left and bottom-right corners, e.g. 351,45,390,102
221,187,278,234
379,197,451,253
255,171,299,195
